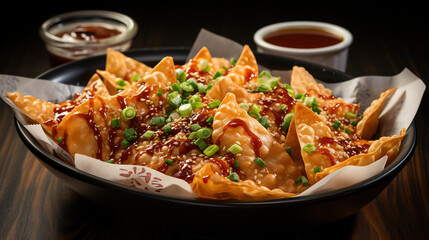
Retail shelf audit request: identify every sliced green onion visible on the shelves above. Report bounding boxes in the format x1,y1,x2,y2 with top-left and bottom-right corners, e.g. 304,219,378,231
280,104,288,112
248,111,261,120
295,93,305,101
239,102,249,111
344,128,351,134
175,68,187,82
281,112,294,132
251,104,261,113
284,83,295,96
111,117,120,128
56,137,63,142
142,130,155,140
345,112,357,119
304,96,316,107
313,166,322,173
189,94,201,103
178,103,193,117
197,83,206,93
295,177,303,184
164,158,174,165
227,172,239,182
332,121,341,130
194,138,208,150
188,132,198,139
116,78,126,87
233,159,239,168
206,116,214,123
312,106,322,114
259,116,270,129
116,87,124,92
121,107,136,120
124,128,138,141
285,146,292,156
106,160,115,163
230,58,237,66
203,144,219,157
206,82,215,92
168,91,182,109
253,157,266,168
187,78,198,88
132,74,142,82
208,100,221,108
257,84,269,93
191,102,204,109
198,59,210,72
301,176,311,187
303,143,316,153
191,123,202,131
170,82,182,92
150,116,166,126
121,139,131,147
157,89,163,96
196,127,212,139
180,82,194,92
164,125,172,133
213,71,223,79
228,144,242,154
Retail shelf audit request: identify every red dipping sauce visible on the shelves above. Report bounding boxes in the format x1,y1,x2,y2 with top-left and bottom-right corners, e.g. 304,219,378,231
56,25,122,42
263,28,343,49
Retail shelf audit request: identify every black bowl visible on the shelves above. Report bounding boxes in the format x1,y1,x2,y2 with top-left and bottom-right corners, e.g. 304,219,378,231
15,47,416,226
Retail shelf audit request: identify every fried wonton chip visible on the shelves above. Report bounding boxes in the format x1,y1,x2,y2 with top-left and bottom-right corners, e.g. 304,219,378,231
105,48,152,81
314,128,406,182
182,47,218,75
291,66,332,96
53,57,177,161
191,93,303,200
357,88,397,139
226,45,258,85
206,76,261,103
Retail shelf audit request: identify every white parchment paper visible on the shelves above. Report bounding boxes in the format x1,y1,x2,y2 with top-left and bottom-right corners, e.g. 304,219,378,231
0,29,425,199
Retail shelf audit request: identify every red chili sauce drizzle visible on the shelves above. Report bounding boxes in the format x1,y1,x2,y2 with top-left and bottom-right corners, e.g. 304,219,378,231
216,118,262,157
317,136,370,165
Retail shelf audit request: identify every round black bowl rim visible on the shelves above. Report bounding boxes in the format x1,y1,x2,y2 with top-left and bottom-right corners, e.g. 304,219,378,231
15,47,417,208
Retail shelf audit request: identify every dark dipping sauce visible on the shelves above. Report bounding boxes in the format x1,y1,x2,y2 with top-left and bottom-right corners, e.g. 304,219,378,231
264,28,343,49
56,25,122,42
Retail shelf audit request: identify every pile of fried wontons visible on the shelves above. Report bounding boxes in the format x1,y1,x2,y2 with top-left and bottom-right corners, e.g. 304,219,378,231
7,46,405,200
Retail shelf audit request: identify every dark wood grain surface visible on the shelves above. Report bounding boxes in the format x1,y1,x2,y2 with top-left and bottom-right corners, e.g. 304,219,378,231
1,3,428,239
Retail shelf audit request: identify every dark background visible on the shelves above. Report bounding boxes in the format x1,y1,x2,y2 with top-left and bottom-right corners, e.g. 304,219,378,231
1,1,428,239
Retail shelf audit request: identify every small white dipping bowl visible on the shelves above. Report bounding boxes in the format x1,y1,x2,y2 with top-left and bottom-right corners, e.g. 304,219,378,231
254,21,353,71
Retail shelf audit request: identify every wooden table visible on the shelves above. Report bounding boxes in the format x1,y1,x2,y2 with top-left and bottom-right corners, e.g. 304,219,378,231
1,3,428,239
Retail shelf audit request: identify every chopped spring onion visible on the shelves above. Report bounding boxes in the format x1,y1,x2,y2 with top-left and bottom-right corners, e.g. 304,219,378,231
121,139,131,147
233,159,239,168
164,125,172,133
194,138,208,150
196,127,212,139
142,130,155,140
344,128,351,134
116,78,126,87
203,144,219,157
257,83,270,93
106,160,115,163
281,112,294,132
304,96,317,107
294,93,305,101
206,115,214,123
197,83,206,93
116,87,124,92
124,128,138,141
227,172,239,182
213,71,223,79
228,143,242,154
180,82,194,92
198,59,210,72
175,68,187,82
187,78,198,88
111,117,120,128
303,143,316,153
239,102,249,111
230,58,237,66
150,116,166,126
121,107,136,120
208,100,221,108
56,137,63,142
168,91,182,109
191,102,204,109
280,104,288,112
248,111,261,120
188,132,197,139
178,103,193,117
164,158,174,165
157,89,163,96
301,176,311,187
259,116,270,129
132,74,142,82
191,123,202,131
345,112,357,119
332,120,341,130
206,82,215,92
312,106,322,114
251,104,261,113
283,83,295,96
313,166,321,173
253,157,266,168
